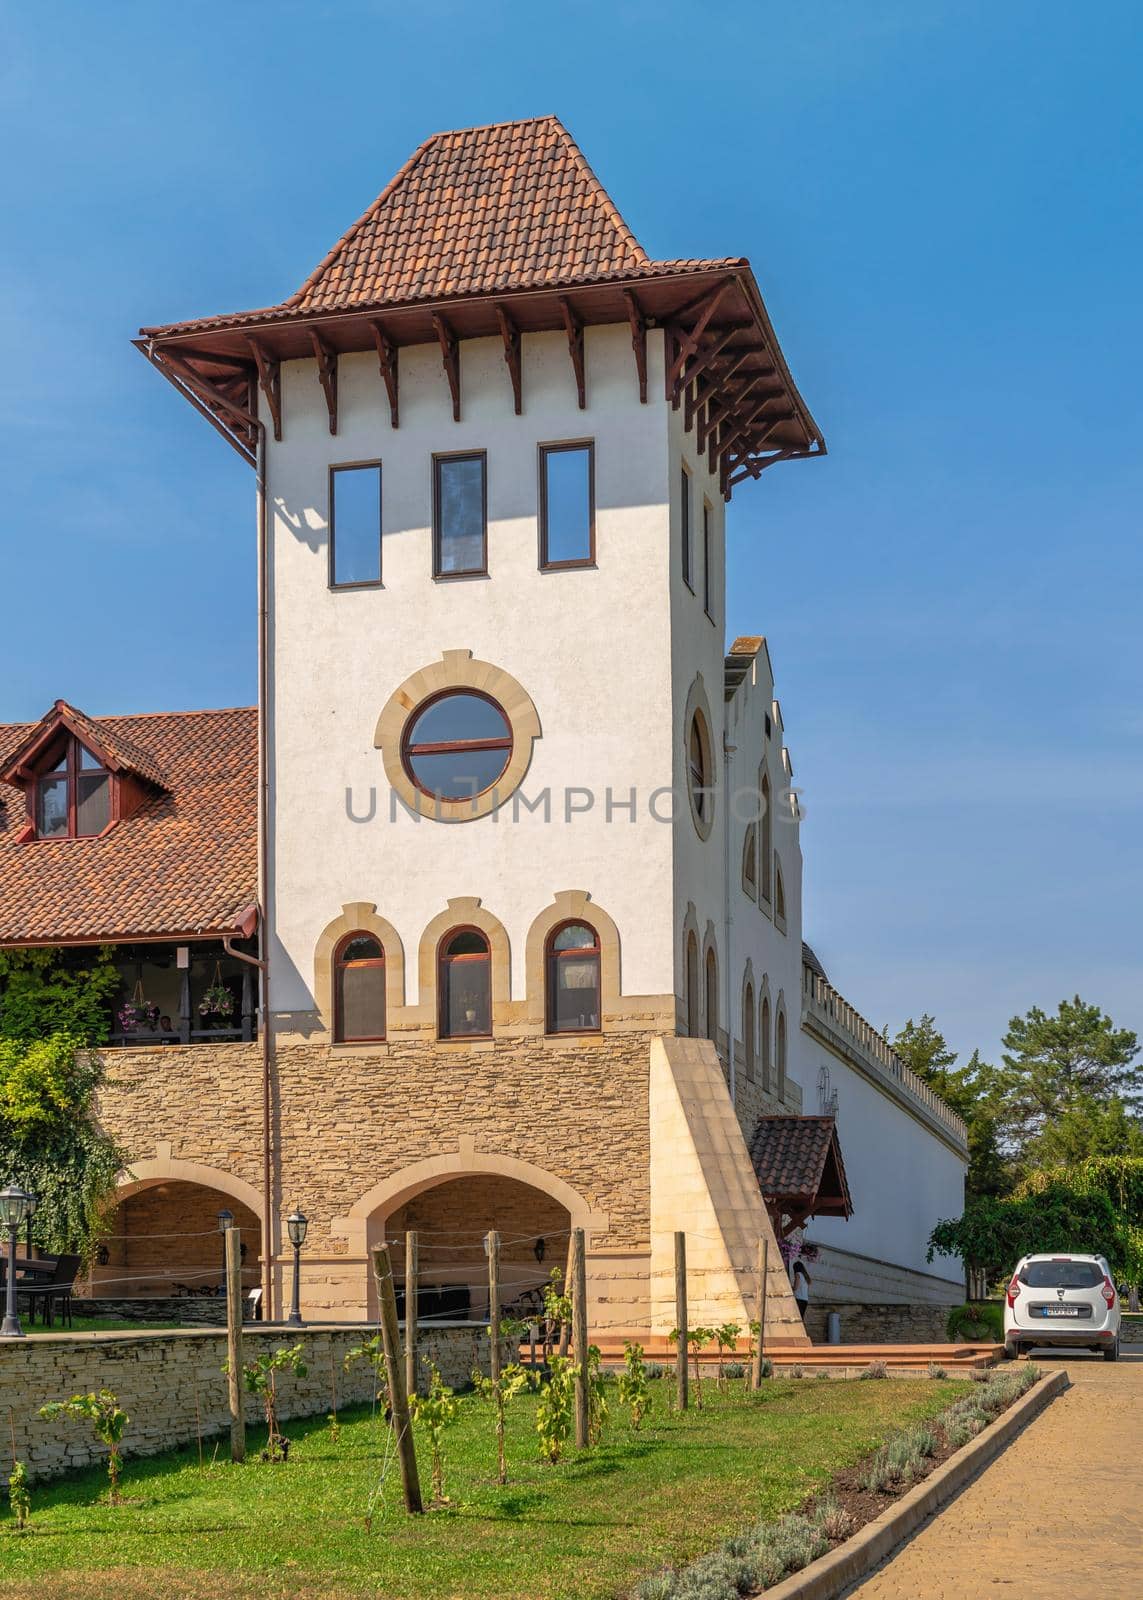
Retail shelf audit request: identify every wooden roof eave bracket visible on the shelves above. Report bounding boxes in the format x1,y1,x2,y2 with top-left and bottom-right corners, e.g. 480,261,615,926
666,278,735,399
558,295,586,410
309,331,338,434
133,341,257,466
623,289,647,403
678,325,743,419
495,304,522,415
246,337,282,441
432,312,461,421
368,320,399,428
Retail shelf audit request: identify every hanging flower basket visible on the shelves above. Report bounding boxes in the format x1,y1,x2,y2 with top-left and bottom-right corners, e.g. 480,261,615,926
119,981,160,1033
199,971,235,1019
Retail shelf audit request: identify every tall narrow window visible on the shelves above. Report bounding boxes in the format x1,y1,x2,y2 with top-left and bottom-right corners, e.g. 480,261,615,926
546,921,601,1034
35,739,111,839
702,501,713,619
761,995,771,1091
760,773,773,903
744,983,756,1082
688,711,713,830
680,464,692,588
742,823,757,897
777,1009,787,1097
685,931,700,1037
334,933,386,1042
439,928,492,1038
330,463,382,588
540,443,594,568
434,453,487,577
705,947,718,1048
775,859,786,924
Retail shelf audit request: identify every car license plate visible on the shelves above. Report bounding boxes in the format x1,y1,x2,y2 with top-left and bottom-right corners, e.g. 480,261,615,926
1039,1306,1080,1317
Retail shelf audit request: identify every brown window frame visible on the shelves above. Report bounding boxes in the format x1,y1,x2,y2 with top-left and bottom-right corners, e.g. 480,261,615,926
400,689,513,803
328,460,383,591
744,983,756,1082
333,932,387,1044
681,463,693,591
539,440,596,570
32,736,114,841
438,925,493,1040
702,498,714,621
544,919,602,1036
685,930,700,1037
432,450,488,580
704,946,718,1046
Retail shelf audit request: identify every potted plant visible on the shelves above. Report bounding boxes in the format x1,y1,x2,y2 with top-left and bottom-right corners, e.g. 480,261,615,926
199,964,235,1021
118,982,159,1033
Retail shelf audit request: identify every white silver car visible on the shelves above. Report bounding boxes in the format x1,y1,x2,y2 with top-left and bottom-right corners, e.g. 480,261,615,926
1004,1253,1120,1360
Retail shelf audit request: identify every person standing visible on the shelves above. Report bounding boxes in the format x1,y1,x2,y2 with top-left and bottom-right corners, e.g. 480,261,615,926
790,1256,812,1321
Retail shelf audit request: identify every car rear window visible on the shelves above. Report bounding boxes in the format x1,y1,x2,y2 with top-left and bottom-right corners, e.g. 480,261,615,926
1019,1260,1102,1289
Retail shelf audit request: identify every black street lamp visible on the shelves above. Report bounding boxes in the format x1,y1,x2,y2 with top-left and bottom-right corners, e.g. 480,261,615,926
1,1185,36,1339
286,1209,308,1327
218,1208,234,1298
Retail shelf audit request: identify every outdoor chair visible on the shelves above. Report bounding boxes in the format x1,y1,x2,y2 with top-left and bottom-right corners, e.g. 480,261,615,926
25,1253,81,1329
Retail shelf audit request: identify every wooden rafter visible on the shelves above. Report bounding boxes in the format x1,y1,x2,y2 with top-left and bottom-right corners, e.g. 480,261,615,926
720,404,792,466
666,279,734,395
698,377,780,454
432,312,461,421
495,304,522,415
623,289,647,403
664,326,679,408
676,324,745,403
368,320,399,428
246,337,282,441
558,296,585,409
309,331,338,434
133,342,257,466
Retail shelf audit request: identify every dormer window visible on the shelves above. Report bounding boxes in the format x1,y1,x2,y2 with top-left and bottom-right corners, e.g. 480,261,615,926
35,738,111,838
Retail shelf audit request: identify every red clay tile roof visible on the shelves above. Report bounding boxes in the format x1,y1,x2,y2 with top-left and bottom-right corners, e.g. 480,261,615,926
0,706,257,945
138,116,748,338
0,700,167,790
749,1116,853,1219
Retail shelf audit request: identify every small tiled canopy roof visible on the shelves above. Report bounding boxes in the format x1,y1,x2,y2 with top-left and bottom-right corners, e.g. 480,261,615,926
136,116,824,488
0,705,257,945
749,1116,853,1227
801,941,828,981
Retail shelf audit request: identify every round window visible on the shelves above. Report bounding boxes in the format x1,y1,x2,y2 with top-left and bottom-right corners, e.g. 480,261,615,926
688,710,712,828
401,690,513,801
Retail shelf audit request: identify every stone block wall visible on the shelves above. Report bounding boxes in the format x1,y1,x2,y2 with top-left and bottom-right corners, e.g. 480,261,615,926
2,1324,514,1485
802,1300,952,1345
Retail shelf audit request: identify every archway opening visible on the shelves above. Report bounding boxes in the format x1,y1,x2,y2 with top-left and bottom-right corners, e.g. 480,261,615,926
93,1181,262,1302
383,1174,571,1324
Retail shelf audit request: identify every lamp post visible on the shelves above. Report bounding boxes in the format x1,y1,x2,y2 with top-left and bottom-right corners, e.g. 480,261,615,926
1,1185,36,1338
286,1209,308,1327
218,1208,234,1299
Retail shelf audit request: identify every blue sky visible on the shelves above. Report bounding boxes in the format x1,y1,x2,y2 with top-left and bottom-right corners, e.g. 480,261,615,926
2,1,1140,1067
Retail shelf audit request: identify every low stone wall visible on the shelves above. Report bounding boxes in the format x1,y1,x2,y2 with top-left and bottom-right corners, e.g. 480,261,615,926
73,1296,229,1327
2,1323,512,1484
803,1301,951,1345
1120,1315,1142,1345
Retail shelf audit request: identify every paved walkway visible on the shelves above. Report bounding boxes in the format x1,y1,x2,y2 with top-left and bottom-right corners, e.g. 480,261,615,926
847,1350,1143,1599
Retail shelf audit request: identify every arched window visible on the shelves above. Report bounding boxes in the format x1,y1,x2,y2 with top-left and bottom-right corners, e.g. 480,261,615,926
777,1008,787,1097
688,711,713,828
546,922,601,1034
334,933,386,1043
439,928,492,1038
775,857,786,923
760,772,773,903
742,823,757,897
743,983,755,1082
685,931,700,1037
760,995,771,1091
705,946,718,1047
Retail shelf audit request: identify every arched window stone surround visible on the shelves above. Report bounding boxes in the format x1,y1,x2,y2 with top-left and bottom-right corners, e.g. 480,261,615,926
683,672,717,843
329,1134,610,1258
739,959,756,1082
702,922,720,1053
759,976,772,1092
524,890,621,1027
314,903,406,1037
117,1143,269,1252
415,897,511,1028
758,766,773,910
680,903,701,1036
374,650,541,823
742,822,758,899
776,992,788,1098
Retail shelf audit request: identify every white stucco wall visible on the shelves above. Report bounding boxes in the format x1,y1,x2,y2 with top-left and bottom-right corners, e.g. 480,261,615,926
264,324,681,1013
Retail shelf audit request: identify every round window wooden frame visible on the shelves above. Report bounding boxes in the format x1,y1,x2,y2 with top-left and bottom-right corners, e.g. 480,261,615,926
544,919,602,1036
400,688,513,804
333,932,387,1044
687,707,715,841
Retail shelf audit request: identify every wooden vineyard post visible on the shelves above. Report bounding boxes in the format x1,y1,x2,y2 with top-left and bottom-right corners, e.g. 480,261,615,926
675,1231,688,1412
571,1227,589,1448
225,1226,246,1462
405,1230,419,1403
752,1235,769,1390
373,1245,424,1515
487,1230,501,1383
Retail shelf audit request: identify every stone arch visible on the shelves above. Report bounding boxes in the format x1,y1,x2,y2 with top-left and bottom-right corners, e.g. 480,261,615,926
313,902,407,1036
740,958,757,1082
759,975,772,1092
775,990,789,1099
374,650,541,823
117,1151,265,1221
416,896,511,1025
524,890,621,1026
680,902,701,1036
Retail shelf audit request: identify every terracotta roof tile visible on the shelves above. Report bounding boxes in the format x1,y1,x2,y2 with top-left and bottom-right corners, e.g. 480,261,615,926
748,1116,853,1218
0,706,257,945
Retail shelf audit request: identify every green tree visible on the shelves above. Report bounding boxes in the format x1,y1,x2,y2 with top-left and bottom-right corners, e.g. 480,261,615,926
996,997,1140,1157
1025,1096,1143,1168
0,947,119,1046
892,1020,1008,1199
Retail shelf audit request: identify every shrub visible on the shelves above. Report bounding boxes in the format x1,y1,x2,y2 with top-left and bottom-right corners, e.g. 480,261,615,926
535,1356,575,1463
860,1359,889,1380
6,1461,30,1532
946,1301,1005,1342
815,1497,857,1542
410,1359,460,1505
815,1369,831,1381
927,1363,948,1379
788,1363,806,1379
724,1361,746,1380
618,1340,653,1431
224,1344,307,1463
39,1389,128,1504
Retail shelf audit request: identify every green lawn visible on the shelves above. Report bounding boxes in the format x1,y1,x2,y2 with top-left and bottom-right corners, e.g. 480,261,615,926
0,1376,958,1600
24,1319,184,1337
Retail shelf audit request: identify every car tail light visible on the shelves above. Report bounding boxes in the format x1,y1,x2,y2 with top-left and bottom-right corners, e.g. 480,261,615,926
1101,1276,1116,1308
1006,1274,1020,1308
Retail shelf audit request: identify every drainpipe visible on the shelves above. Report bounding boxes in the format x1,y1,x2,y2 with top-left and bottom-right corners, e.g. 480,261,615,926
723,736,737,1105
253,420,274,1322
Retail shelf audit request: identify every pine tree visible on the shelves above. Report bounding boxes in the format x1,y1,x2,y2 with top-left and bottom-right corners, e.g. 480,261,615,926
997,997,1140,1157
